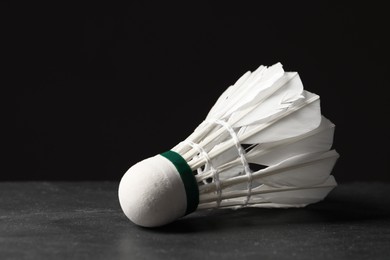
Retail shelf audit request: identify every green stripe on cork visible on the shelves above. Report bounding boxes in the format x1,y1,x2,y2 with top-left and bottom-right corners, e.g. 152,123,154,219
161,150,199,215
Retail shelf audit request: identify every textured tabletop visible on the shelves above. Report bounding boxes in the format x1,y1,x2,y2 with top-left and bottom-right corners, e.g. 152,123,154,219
1,181,389,260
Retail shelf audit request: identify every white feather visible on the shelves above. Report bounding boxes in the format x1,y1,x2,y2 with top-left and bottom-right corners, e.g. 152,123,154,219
248,175,337,207
198,176,337,209
206,63,284,121
238,91,321,144
247,116,335,166
250,150,339,188
228,72,304,126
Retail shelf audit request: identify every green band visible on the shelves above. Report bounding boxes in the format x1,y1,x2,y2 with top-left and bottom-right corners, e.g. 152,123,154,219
160,150,199,215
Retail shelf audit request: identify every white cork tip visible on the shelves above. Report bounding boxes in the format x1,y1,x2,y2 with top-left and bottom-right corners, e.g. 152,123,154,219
118,155,187,227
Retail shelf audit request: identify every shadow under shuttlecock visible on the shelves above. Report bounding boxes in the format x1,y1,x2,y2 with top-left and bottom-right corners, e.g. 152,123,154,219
147,182,390,234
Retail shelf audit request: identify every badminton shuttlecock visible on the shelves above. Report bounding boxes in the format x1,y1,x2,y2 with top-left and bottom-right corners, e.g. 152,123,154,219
118,62,339,227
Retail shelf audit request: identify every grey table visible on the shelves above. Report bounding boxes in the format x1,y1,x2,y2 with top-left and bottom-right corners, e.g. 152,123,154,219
1,181,389,260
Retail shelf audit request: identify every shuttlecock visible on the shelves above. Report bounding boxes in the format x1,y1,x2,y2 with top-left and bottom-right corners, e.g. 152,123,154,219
118,62,339,227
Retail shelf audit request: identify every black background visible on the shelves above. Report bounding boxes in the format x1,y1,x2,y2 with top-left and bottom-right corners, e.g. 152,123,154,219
5,2,389,182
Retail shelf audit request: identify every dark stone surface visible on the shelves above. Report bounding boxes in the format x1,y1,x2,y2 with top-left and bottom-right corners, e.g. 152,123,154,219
1,181,390,259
